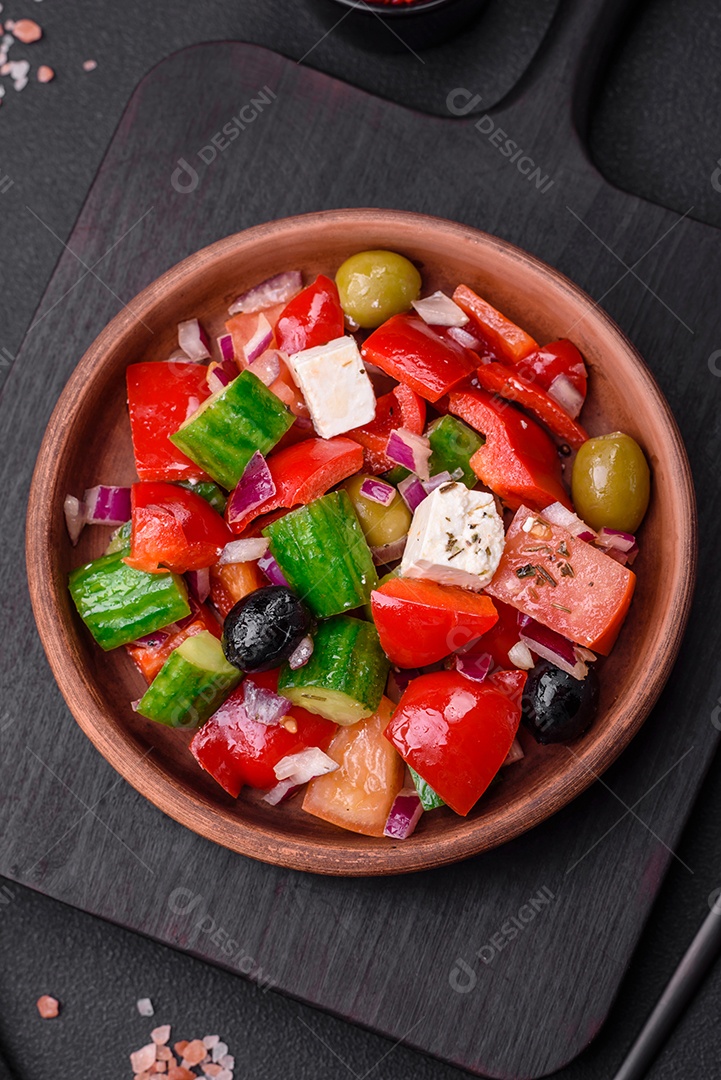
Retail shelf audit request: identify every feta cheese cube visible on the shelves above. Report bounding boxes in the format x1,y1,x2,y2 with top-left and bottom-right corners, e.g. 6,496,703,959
287,335,376,439
400,482,505,591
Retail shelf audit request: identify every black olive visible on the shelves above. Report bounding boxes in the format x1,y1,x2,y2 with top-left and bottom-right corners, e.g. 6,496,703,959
222,586,311,673
521,660,599,744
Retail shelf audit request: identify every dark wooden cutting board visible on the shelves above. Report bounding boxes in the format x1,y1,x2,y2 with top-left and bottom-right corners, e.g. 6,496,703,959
2,1,720,1075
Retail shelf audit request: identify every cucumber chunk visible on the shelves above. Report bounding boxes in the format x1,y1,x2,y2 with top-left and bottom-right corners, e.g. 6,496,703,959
68,550,190,651
136,631,241,727
170,369,293,489
263,490,378,618
409,766,446,810
104,519,132,555
428,415,483,488
279,616,389,725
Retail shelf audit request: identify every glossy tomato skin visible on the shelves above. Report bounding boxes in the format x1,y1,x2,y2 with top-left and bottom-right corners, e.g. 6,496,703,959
474,361,588,449
460,599,522,670
517,339,587,400
371,578,498,668
274,275,345,355
125,482,233,574
384,669,526,815
190,669,336,795
127,362,211,482
345,383,426,473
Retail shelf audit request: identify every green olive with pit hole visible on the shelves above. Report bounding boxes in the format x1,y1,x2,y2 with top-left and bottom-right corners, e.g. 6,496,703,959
335,250,421,329
341,474,412,550
571,432,650,533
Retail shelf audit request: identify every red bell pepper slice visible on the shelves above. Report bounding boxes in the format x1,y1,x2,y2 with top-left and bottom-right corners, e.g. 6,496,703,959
274,275,345,355
384,669,526,815
126,600,221,683
446,386,572,511
361,314,477,403
460,599,523,670
516,339,587,404
190,669,337,794
126,362,211,482
125,482,233,574
371,578,498,668
345,383,426,473
225,436,364,534
485,505,636,655
474,361,588,449
452,285,538,364
209,560,267,619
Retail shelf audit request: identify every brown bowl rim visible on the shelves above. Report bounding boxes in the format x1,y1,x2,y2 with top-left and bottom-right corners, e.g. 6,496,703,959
26,208,697,876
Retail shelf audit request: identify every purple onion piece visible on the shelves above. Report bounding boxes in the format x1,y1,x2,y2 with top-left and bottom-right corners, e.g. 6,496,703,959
178,318,210,361
371,535,407,566
258,551,290,587
244,315,274,364
185,567,211,603
64,494,86,545
455,651,494,683
219,538,269,565
447,325,482,351
383,788,423,839
386,428,431,481
411,291,469,327
263,778,301,806
226,452,276,527
218,333,235,363
288,635,314,670
243,679,293,726
398,474,427,513
228,271,303,315
422,470,453,495
359,477,396,507
83,485,132,526
131,629,171,649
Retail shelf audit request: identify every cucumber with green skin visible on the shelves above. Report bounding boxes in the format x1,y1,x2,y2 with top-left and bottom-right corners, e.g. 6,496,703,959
428,415,484,488
170,369,293,489
278,616,389,725
104,519,132,555
263,490,378,618
136,631,241,727
409,766,445,810
68,549,190,651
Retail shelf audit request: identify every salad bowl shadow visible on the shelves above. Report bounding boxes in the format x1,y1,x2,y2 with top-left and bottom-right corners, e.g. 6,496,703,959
26,208,696,876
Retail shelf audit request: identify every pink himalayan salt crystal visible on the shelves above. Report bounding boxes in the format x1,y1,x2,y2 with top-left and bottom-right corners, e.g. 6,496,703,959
137,998,154,1017
151,1024,171,1045
36,995,60,1018
156,1046,173,1061
181,1038,207,1065
82,59,97,71
11,18,41,43
37,65,54,83
130,1043,157,1073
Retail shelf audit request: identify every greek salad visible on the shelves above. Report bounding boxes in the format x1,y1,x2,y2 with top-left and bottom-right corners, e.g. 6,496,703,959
66,248,649,839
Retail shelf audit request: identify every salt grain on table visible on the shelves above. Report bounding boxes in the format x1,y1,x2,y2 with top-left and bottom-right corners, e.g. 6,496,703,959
137,997,155,1017
11,17,41,42
130,1043,156,1073
82,58,97,71
202,1035,219,1049
211,1042,228,1063
36,994,60,1018
151,1024,171,1045
37,64,53,82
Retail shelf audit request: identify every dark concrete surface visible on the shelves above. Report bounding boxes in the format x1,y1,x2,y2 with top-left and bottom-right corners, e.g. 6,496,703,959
1,0,721,1077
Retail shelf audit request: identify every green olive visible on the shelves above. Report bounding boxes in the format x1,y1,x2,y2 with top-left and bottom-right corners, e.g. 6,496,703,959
335,250,421,329
571,432,650,533
342,474,412,549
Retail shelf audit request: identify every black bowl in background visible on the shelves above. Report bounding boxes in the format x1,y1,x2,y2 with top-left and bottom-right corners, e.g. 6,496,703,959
307,0,487,54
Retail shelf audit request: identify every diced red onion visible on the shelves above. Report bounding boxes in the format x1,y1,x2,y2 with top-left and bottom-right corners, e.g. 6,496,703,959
422,470,453,494
518,614,589,680
131,629,170,648
185,567,211,604
178,318,210,361
263,778,301,805
508,640,535,670
542,501,596,540
64,494,87,545
547,373,585,419
503,737,525,766
243,314,274,365
273,747,338,784
455,651,494,683
625,544,639,567
226,452,276,528
243,679,292,726
288,635,314,670
412,291,469,327
360,477,396,507
383,788,423,839
596,527,636,553
248,348,282,387
217,333,235,364
84,485,131,526
258,551,290,587
447,325,483,351
207,362,232,394
130,698,141,712
386,429,432,481
398,474,428,513
371,535,408,566
228,271,303,315
219,538,269,565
